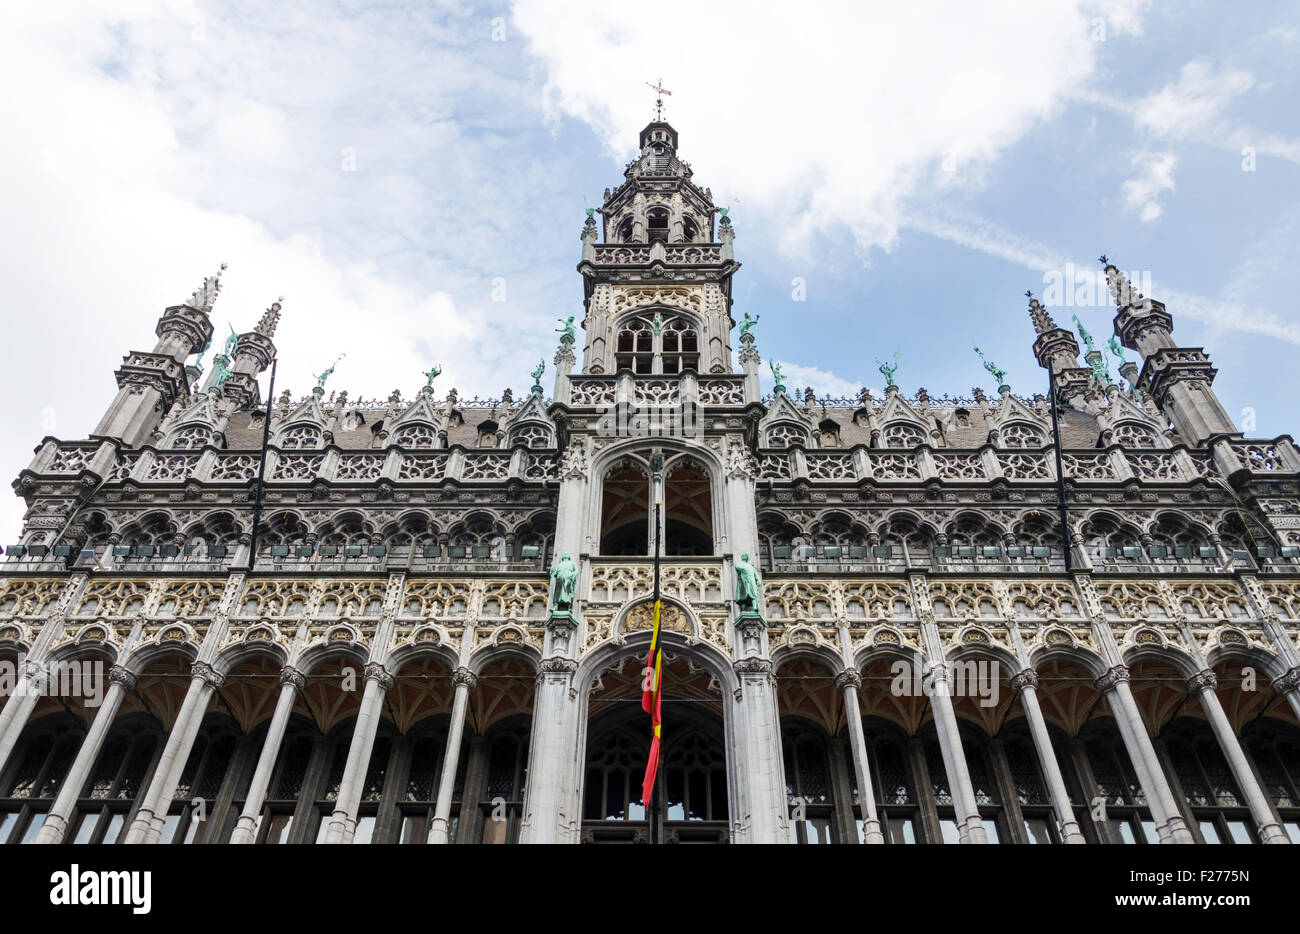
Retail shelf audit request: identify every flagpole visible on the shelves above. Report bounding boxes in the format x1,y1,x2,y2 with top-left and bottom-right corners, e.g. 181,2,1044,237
245,356,278,573
650,500,661,845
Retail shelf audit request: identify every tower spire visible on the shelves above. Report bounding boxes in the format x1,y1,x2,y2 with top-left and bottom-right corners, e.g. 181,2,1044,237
186,262,228,314
256,296,283,337
1026,290,1056,335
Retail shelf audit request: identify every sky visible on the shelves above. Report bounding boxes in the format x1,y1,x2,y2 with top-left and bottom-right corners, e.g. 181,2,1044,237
1,0,1298,541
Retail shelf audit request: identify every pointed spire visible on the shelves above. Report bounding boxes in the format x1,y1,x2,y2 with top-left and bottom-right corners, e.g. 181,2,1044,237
186,263,228,314
256,296,283,337
1026,290,1056,334
1100,255,1141,309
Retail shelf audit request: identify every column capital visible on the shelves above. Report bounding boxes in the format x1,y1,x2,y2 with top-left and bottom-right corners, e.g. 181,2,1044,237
834,668,862,691
1271,665,1300,695
1010,668,1040,695
278,665,307,693
453,666,478,691
1186,669,1218,694
108,664,138,691
733,657,774,680
1094,664,1130,693
363,662,394,691
191,659,225,690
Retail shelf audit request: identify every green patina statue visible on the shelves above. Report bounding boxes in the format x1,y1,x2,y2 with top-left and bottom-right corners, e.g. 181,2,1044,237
876,352,899,388
770,360,786,393
213,354,233,388
422,364,442,388
530,358,545,389
734,552,763,613
652,311,663,337
223,324,239,360
973,345,1008,389
739,311,760,337
314,354,345,391
555,316,576,342
550,553,578,611
1107,334,1127,363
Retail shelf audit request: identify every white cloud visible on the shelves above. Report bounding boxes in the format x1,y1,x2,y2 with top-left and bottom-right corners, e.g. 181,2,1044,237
513,0,1139,258
1135,59,1255,137
766,362,862,399
0,3,557,540
1121,151,1177,223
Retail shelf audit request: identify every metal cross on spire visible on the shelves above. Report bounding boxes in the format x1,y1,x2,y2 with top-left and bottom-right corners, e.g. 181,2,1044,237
646,78,672,121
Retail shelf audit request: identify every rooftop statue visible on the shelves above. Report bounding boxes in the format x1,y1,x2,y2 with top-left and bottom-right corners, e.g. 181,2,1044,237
973,345,1008,389
314,354,345,391
422,364,442,388
555,316,576,342
530,358,545,390
739,311,760,337
876,352,899,388
770,360,786,393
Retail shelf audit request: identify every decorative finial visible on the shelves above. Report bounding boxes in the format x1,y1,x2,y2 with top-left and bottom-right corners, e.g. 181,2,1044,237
769,360,786,394
646,78,672,122
530,358,545,393
1024,290,1033,299
1097,254,1108,266
313,353,345,391
255,296,284,337
186,262,228,313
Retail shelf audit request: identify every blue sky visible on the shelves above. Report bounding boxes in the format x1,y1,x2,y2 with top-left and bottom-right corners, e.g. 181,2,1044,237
1,0,1298,540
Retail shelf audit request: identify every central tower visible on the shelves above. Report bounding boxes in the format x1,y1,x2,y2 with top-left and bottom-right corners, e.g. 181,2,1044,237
575,121,742,377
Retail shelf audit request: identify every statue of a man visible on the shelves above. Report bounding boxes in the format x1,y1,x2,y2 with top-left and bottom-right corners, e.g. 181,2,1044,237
555,316,576,342
739,311,760,337
550,553,578,611
423,364,442,388
734,552,763,613
530,358,545,388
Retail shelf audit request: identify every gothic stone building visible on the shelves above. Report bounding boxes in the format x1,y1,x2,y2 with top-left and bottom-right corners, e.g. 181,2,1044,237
3,120,1300,847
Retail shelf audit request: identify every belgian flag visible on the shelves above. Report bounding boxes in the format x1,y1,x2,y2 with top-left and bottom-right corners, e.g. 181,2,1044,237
641,502,664,806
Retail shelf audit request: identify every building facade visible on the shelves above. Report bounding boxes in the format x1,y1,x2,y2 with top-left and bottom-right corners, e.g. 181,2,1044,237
2,120,1300,845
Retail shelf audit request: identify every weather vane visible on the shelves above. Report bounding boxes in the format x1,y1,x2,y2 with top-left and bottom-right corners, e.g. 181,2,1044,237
646,78,672,122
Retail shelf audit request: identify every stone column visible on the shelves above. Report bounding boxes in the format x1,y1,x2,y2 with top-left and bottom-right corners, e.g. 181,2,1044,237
124,660,224,844
836,668,884,844
229,666,306,844
1187,670,1289,844
1010,669,1085,843
322,662,394,844
1094,665,1193,844
927,662,988,843
428,666,476,844
519,658,579,844
0,660,48,774
35,665,136,844
734,657,790,844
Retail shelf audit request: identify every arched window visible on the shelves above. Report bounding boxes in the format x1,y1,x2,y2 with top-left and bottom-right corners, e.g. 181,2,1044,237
0,714,82,844
398,719,468,845
646,208,669,241
1082,720,1156,843
922,726,1004,843
682,216,699,242
1245,724,1300,843
392,424,440,449
1111,421,1159,448
882,423,927,448
480,719,531,844
1164,719,1252,843
66,713,162,844
999,422,1046,448
279,424,322,449
665,459,712,556
617,216,634,242
855,719,919,844
600,462,650,555
1081,514,1143,567
615,312,698,375
782,720,835,844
